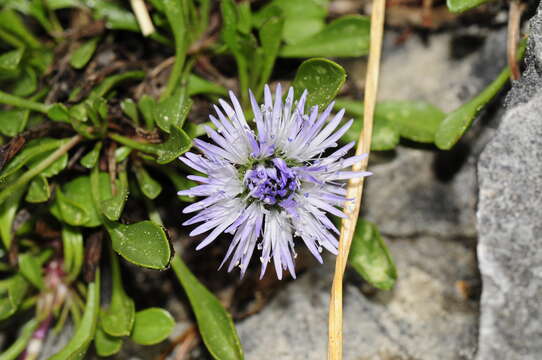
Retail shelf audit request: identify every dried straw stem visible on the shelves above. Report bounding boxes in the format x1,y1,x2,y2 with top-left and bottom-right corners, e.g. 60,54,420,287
327,0,386,358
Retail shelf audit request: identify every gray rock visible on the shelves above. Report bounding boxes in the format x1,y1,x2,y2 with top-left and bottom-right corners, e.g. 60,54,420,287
476,5,542,359
477,79,542,360
238,237,479,360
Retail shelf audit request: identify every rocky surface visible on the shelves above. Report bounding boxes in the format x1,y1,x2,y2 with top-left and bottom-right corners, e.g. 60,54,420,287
476,6,542,359
238,237,478,360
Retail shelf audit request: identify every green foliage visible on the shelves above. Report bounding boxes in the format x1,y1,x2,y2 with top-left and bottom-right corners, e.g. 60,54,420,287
348,219,397,290
172,255,244,360
69,37,100,69
447,0,494,13
281,16,370,58
435,40,526,149
336,98,446,150
131,307,175,345
50,272,100,360
293,58,346,110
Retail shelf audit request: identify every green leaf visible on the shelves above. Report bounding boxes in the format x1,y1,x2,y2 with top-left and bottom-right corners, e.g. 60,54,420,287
27,153,68,178
104,220,172,270
336,98,445,147
435,69,506,149
293,58,346,110
47,103,70,122
52,172,123,227
138,94,156,129
94,326,122,357
187,74,228,96
134,165,162,199
53,187,92,226
12,67,38,97
435,40,526,150
85,0,139,31
160,0,188,99
221,0,249,103
120,98,139,125
80,142,103,169
18,253,44,289
155,86,193,133
0,274,29,320
281,16,370,58
90,71,145,98
115,146,131,163
100,170,129,221
47,0,83,10
348,219,397,290
154,126,193,164
88,167,170,269
69,37,100,69
171,256,243,360
0,109,29,137
236,1,252,35
0,138,69,182
25,175,50,203
51,176,98,227
343,115,400,151
376,101,446,143
0,10,41,48
101,250,135,337
0,48,24,79
254,0,327,44
50,272,100,360
62,225,84,282
256,16,284,97
446,0,493,13
130,308,175,346
0,184,25,250
0,318,38,360
110,125,192,164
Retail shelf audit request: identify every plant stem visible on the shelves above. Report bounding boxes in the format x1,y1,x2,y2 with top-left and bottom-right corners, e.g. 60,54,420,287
0,135,82,206
109,133,157,155
161,0,188,100
0,90,50,113
327,0,386,358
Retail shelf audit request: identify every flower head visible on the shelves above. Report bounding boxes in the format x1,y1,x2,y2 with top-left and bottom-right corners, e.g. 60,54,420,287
178,85,371,279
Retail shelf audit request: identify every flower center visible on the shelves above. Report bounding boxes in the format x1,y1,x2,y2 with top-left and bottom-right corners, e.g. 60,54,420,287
244,158,300,205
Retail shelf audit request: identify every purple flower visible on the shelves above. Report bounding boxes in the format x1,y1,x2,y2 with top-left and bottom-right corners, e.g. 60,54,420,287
178,85,371,279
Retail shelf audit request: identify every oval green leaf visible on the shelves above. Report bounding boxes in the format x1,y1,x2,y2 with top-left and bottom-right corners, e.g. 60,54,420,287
25,175,50,203
105,220,171,270
171,256,243,360
281,16,370,58
130,307,175,346
69,37,100,69
134,165,162,200
293,58,346,111
348,219,397,290
94,325,122,357
18,253,44,289
376,100,446,143
0,274,29,320
0,109,29,137
101,251,135,337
